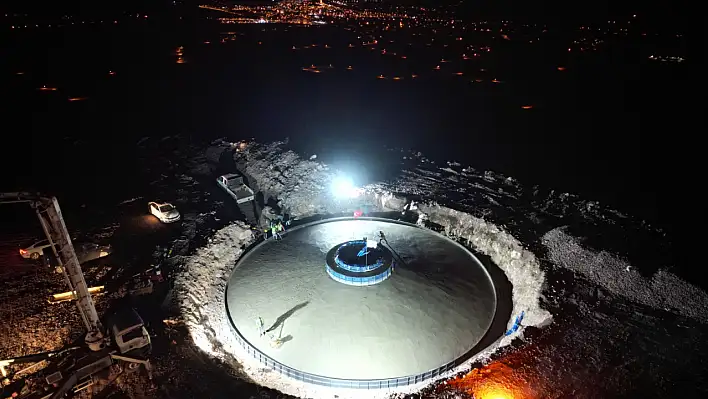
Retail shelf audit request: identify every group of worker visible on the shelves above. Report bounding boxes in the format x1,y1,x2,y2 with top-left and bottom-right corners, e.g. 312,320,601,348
263,217,291,241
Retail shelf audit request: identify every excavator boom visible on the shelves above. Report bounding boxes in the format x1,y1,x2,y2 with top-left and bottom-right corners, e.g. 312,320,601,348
0,192,104,348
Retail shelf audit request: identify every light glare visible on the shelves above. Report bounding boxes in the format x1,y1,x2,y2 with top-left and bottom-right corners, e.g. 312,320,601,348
331,176,360,198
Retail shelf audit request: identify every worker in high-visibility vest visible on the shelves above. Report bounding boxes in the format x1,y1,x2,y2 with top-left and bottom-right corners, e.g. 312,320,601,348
271,222,282,240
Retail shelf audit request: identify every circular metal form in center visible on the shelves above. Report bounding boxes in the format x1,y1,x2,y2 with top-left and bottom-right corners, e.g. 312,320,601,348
326,239,395,286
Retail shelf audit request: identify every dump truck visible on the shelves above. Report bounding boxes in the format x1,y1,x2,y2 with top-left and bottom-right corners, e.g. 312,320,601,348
216,173,255,204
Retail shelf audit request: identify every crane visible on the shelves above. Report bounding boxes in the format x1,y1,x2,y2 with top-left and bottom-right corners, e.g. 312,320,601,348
0,192,104,350
0,192,152,399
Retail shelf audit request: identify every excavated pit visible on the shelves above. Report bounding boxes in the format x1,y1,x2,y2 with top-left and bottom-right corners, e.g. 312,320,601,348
225,217,505,385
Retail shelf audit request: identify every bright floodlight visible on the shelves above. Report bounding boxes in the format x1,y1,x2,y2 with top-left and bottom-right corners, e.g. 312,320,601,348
331,176,360,198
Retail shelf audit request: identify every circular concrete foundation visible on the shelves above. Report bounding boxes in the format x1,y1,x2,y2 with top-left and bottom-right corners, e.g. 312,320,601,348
226,218,497,385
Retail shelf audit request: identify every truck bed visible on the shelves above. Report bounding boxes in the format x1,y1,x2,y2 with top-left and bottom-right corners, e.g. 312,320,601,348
218,176,255,204
228,184,254,200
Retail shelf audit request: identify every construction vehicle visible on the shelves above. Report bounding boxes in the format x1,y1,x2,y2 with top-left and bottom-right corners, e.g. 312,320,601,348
216,173,255,204
0,192,152,399
216,173,258,223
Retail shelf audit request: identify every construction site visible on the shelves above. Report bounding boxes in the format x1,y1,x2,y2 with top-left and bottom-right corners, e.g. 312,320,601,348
3,139,702,399
0,139,543,399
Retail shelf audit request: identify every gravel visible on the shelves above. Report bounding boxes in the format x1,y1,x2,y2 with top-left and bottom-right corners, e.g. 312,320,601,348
543,227,708,323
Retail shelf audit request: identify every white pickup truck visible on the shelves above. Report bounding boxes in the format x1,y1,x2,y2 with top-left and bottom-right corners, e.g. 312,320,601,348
217,173,256,204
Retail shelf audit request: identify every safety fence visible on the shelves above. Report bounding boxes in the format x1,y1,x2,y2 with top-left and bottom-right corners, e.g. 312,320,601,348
227,318,464,389
325,264,392,286
334,254,384,273
334,240,385,272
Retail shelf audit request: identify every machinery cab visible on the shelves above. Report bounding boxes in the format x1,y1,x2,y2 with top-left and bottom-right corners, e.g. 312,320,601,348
107,308,151,355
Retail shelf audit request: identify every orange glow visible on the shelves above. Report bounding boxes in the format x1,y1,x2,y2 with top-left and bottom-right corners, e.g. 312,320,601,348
325,44,330,48
454,72,464,76
522,105,533,109
376,75,385,79
557,67,566,71
19,249,27,255
68,97,88,102
204,41,210,44
348,43,354,47
346,66,353,70
411,74,418,78
443,362,529,399
392,76,402,80
492,79,500,83
38,86,57,91
434,65,440,70
475,79,483,82
440,59,449,63
501,34,510,40
476,388,515,399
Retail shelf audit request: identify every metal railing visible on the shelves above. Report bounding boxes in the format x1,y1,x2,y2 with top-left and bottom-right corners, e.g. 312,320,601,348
334,254,384,273
225,316,464,389
325,264,392,286
334,240,385,272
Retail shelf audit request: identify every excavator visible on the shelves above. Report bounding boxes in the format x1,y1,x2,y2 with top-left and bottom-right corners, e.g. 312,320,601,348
0,193,152,399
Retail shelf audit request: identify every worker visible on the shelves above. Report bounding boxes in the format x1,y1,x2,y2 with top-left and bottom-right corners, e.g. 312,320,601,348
379,231,386,245
257,317,265,336
271,222,282,240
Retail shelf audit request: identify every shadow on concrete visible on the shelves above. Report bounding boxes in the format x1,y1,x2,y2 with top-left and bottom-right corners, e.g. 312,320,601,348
381,237,409,268
265,301,309,333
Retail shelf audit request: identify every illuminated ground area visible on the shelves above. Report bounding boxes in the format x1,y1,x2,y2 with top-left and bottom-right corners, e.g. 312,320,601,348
226,218,497,380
